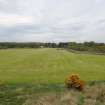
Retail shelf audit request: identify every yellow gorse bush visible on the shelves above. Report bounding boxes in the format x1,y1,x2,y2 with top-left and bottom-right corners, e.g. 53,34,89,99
65,74,85,91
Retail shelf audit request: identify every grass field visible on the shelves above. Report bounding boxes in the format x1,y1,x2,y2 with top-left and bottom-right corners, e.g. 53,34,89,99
0,48,105,105
0,48,105,84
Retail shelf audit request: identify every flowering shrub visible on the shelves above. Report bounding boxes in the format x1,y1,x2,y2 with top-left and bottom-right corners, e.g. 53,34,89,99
65,74,85,91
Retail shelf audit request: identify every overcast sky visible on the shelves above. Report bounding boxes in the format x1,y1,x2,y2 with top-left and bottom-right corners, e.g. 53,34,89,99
0,0,105,42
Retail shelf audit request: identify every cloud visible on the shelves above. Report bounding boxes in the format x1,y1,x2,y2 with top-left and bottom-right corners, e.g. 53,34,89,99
0,0,105,42
0,13,34,26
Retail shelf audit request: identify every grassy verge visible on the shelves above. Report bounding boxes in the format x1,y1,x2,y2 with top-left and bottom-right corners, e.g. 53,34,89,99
0,81,105,105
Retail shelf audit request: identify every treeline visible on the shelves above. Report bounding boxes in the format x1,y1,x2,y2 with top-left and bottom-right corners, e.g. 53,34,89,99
0,42,105,53
0,42,68,49
68,41,105,53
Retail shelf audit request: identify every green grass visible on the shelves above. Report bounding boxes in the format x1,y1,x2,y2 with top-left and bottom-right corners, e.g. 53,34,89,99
0,48,105,105
0,48,105,84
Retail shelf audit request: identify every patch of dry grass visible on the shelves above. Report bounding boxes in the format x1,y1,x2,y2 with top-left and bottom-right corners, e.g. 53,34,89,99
23,83,105,105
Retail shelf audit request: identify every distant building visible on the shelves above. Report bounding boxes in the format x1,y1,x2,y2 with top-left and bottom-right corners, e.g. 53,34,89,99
40,46,44,48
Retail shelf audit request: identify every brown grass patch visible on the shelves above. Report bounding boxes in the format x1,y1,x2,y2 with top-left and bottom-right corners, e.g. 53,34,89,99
23,83,105,105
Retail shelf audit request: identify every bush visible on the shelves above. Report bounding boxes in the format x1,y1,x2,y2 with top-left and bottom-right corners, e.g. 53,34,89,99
65,74,85,91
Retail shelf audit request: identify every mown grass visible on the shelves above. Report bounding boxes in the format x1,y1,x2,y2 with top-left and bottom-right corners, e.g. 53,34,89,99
0,48,105,84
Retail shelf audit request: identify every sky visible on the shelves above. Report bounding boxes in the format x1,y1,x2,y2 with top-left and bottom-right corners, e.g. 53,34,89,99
0,0,105,42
